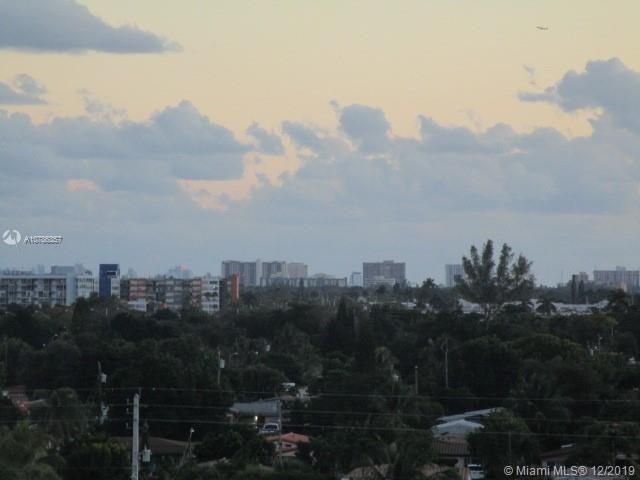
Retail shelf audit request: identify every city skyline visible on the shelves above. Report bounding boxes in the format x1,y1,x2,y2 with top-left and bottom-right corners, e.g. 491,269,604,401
4,257,640,288
3,1,640,286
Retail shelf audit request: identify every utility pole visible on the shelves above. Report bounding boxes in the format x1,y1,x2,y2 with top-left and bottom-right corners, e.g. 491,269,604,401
278,397,283,467
180,427,195,467
217,348,222,387
441,337,449,389
97,362,103,400
414,365,419,395
97,361,108,425
3,336,8,382
131,392,140,480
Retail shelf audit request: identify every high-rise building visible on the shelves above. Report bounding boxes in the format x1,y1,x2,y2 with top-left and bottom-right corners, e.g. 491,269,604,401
445,264,465,288
99,264,120,298
0,267,95,307
161,277,188,311
0,273,68,307
121,275,221,313
75,274,96,300
287,263,309,279
264,274,347,288
221,260,262,286
362,261,406,288
350,272,363,287
593,267,639,291
127,278,154,301
199,275,220,313
222,260,313,286
261,261,287,285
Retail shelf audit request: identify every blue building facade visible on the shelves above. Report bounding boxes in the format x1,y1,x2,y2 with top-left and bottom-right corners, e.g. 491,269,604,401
98,264,119,298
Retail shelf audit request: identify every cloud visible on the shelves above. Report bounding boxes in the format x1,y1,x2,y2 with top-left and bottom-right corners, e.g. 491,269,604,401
0,101,249,196
0,0,179,53
338,104,391,153
247,91,640,224
419,116,510,154
3,58,640,286
0,74,47,104
77,89,127,121
281,121,348,158
246,122,284,155
14,74,47,96
519,58,640,132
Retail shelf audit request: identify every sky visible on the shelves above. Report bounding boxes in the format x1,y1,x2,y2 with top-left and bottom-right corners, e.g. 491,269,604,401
1,0,640,285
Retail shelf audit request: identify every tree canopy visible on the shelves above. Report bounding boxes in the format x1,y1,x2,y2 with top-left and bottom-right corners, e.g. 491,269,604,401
457,240,535,319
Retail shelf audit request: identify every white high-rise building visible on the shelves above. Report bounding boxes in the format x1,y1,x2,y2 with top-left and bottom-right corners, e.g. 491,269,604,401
0,267,96,307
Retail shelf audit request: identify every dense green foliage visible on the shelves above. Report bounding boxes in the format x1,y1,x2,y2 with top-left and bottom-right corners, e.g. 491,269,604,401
1,245,639,479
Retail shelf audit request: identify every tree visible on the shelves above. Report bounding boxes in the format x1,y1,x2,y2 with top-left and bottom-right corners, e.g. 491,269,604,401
32,388,88,443
196,428,245,461
456,336,521,397
1,307,55,348
457,240,534,319
231,435,275,468
70,298,90,335
468,410,538,479
354,320,376,374
0,396,19,428
239,365,287,394
62,434,128,480
0,422,62,480
324,298,356,354
349,431,434,480
568,421,640,467
606,289,632,315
